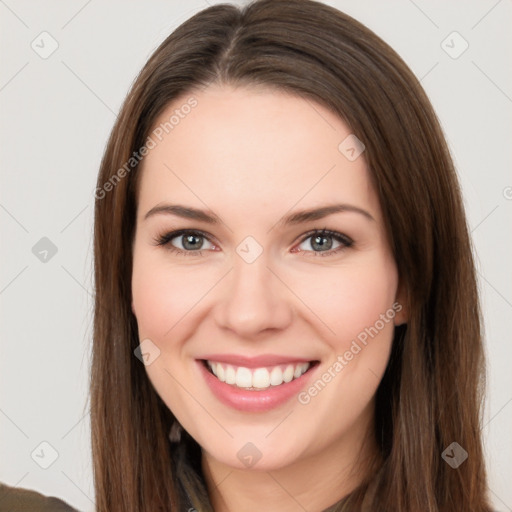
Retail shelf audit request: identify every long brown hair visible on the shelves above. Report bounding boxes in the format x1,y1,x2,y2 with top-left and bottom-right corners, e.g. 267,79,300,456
91,0,492,510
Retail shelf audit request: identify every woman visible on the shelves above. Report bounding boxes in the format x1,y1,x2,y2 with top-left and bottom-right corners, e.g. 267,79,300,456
91,0,493,510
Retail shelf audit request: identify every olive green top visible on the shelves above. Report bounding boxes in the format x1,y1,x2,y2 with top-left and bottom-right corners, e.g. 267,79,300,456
0,482,79,511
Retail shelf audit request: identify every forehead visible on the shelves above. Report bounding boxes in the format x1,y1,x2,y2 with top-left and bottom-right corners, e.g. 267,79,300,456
136,85,380,224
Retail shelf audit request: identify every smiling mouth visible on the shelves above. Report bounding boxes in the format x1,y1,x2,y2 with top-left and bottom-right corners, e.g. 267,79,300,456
201,359,319,390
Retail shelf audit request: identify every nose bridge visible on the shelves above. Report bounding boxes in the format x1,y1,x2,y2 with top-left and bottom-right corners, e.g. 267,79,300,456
215,247,292,336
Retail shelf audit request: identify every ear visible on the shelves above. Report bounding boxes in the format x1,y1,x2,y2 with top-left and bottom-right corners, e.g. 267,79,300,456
393,281,409,326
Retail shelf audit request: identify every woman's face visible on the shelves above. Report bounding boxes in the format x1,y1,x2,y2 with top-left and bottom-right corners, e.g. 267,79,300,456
131,84,406,472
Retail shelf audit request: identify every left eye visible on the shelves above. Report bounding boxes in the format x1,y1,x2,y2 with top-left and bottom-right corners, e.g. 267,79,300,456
295,229,353,255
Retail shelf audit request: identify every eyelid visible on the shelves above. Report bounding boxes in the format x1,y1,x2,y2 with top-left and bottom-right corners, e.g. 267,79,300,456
152,228,217,249
296,228,353,247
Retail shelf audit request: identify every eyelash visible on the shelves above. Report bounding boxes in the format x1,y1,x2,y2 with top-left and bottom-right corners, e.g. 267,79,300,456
152,228,353,258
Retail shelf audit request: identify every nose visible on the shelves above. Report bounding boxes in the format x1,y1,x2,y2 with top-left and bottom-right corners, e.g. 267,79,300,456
214,253,294,338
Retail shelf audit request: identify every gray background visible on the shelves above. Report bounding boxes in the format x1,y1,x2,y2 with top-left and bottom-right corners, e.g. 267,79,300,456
1,1,511,510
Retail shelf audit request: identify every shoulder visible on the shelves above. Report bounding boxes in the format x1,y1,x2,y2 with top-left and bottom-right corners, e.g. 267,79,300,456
0,482,79,511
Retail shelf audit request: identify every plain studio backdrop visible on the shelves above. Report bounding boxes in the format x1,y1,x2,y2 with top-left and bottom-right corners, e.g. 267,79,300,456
0,1,511,511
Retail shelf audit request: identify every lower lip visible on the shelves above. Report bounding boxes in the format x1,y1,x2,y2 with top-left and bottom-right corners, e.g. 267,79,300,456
197,360,318,412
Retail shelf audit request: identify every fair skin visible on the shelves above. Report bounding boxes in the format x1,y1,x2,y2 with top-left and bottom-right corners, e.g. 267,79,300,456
131,84,407,512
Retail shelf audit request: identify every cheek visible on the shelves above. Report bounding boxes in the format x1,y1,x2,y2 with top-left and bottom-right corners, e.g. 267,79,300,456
290,258,399,442
131,253,212,341
131,252,205,412
132,270,179,338
294,257,399,348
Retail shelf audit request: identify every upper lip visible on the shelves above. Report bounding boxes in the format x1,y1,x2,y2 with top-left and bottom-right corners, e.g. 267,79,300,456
199,354,316,368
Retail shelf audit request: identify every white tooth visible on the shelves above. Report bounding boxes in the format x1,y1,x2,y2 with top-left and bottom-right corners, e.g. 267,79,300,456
211,361,311,388
225,365,236,384
252,368,270,388
236,367,253,388
269,366,284,386
283,364,294,383
301,362,310,375
216,363,226,382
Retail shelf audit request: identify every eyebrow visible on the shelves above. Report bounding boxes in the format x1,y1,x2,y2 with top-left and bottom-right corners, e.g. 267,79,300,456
144,202,375,225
